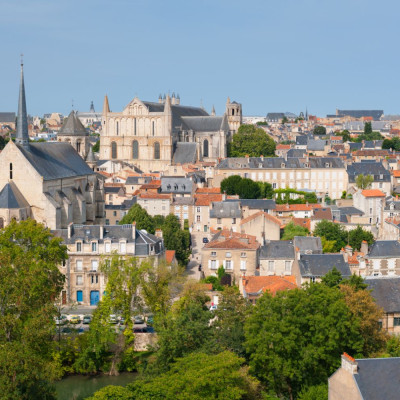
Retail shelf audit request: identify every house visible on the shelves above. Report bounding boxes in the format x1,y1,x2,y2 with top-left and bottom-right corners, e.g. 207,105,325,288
293,235,323,255
171,196,194,227
193,193,223,233
365,277,400,333
137,193,171,217
240,211,282,243
347,162,391,194
240,275,297,304
259,240,295,275
104,184,126,205
274,203,321,224
329,353,400,400
160,176,195,198
202,230,260,282
209,200,242,232
52,223,164,306
293,253,351,285
365,240,400,277
353,189,385,226
105,198,135,225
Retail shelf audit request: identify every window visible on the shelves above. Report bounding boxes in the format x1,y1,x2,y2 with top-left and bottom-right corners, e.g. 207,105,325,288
203,139,209,157
120,241,126,254
394,317,400,326
91,260,98,271
217,218,221,224
226,252,231,258
268,261,274,272
152,121,155,136
132,140,139,159
76,242,82,252
204,225,208,232
105,219,110,225
116,121,119,135
76,260,83,272
91,242,97,252
211,251,217,257
225,260,232,270
240,260,246,270
285,261,291,272
91,275,99,284
197,207,201,213
76,141,81,153
154,142,160,159
111,141,117,159
211,260,217,270
9,163,12,180
133,118,136,135
105,242,111,253
272,183,277,189
232,218,236,224
76,275,83,285
241,252,246,257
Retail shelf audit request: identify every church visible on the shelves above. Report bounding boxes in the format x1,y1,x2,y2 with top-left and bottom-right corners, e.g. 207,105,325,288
99,93,242,171
0,65,104,230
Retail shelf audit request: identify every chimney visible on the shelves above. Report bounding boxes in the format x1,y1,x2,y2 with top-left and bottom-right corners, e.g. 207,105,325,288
155,229,163,238
245,154,249,158
67,223,74,239
345,245,353,257
360,240,368,255
100,225,103,240
132,221,136,239
341,353,358,374
260,155,264,161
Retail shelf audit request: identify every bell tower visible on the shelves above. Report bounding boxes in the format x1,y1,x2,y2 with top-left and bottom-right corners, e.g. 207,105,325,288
225,97,242,133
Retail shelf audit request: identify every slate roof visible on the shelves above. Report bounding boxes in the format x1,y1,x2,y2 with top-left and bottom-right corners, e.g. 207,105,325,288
58,110,88,136
0,181,29,209
353,357,400,399
260,240,295,259
17,142,95,180
234,199,276,210
161,177,193,194
267,112,285,121
296,135,308,145
293,236,322,254
347,162,391,182
367,240,400,258
0,112,15,123
298,254,351,277
307,139,326,151
366,277,400,313
180,116,224,131
337,110,384,120
349,142,363,151
210,201,241,218
287,149,307,158
173,142,197,164
125,176,152,185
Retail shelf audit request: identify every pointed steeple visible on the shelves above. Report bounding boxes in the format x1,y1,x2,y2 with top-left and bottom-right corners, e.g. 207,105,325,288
86,144,96,162
90,101,95,113
102,95,110,115
15,61,30,148
211,105,216,116
226,96,231,105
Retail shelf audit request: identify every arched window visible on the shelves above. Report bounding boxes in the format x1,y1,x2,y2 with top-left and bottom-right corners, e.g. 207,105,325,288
0,217,3,229
9,163,12,180
132,140,139,159
203,139,209,158
116,121,119,135
111,142,117,159
154,142,160,160
76,141,81,153
152,121,155,136
134,118,137,135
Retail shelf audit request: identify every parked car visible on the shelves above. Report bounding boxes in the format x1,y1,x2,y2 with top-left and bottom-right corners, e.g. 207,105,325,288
119,317,125,325
61,326,72,334
202,237,209,243
133,326,147,333
109,314,118,324
209,305,218,311
69,315,81,324
134,315,145,324
146,315,154,326
82,315,92,325
55,314,68,325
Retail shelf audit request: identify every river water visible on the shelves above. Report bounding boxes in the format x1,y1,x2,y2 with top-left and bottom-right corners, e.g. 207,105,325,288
54,372,137,400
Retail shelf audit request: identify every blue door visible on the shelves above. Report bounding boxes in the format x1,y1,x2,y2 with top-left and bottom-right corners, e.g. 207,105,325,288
90,290,100,306
76,290,83,303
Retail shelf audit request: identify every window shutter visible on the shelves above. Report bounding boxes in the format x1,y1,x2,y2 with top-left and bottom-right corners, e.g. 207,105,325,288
223,260,226,269
208,260,211,270
231,260,234,270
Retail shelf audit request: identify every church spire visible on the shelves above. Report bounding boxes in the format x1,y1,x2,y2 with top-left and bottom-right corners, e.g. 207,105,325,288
211,105,216,116
102,95,110,115
15,59,30,148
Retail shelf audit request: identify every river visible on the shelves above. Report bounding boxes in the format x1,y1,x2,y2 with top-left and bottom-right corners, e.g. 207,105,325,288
54,372,137,400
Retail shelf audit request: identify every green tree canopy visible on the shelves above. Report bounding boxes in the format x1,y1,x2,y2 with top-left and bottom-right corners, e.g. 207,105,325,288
0,219,67,399
228,124,276,157
281,221,309,240
382,137,400,151
92,140,100,153
220,175,243,195
220,175,261,199
348,226,374,250
313,220,347,252
313,126,326,135
119,204,155,233
364,122,372,135
355,174,374,190
87,385,134,400
337,129,351,142
245,284,364,399
128,352,262,400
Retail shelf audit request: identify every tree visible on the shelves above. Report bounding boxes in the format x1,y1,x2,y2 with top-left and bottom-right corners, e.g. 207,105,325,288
87,385,134,400
221,175,243,195
92,140,100,153
313,126,326,135
364,122,372,135
0,219,67,399
237,178,261,199
128,352,262,400
281,116,289,124
119,204,155,233
348,226,374,250
321,237,337,253
382,137,400,151
162,214,190,265
245,284,364,399
297,384,328,400
355,174,374,190
212,287,250,357
321,267,343,288
313,220,347,252
258,182,274,199
282,222,309,240
337,129,351,142
229,124,276,157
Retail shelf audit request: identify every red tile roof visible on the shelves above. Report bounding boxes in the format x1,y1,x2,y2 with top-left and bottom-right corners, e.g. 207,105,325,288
195,194,223,206
240,211,282,227
165,250,176,264
276,144,291,150
138,193,171,200
196,187,221,194
242,275,297,296
205,230,259,250
361,189,385,198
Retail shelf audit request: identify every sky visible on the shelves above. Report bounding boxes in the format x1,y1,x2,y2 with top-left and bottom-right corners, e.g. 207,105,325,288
1,0,400,117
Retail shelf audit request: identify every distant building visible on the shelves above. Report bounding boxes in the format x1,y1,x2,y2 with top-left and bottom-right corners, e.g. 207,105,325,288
329,109,384,120
76,101,102,127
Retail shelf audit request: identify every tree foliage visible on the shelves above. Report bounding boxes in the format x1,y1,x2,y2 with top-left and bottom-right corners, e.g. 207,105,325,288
313,126,326,135
281,221,309,240
87,385,134,400
0,219,67,399
313,220,347,252
348,226,374,250
382,137,400,151
92,139,100,153
355,174,374,190
244,284,364,399
228,124,276,157
119,204,155,233
220,175,261,199
355,123,382,142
